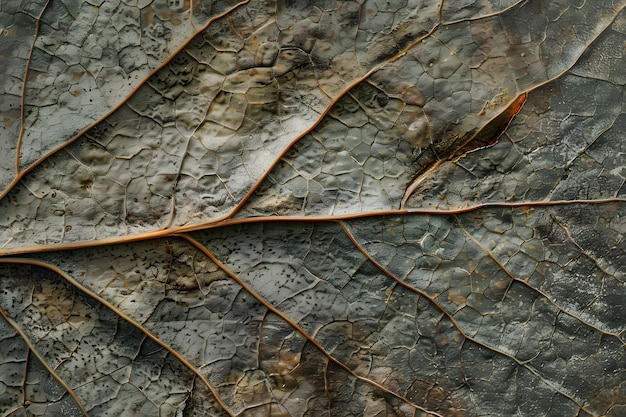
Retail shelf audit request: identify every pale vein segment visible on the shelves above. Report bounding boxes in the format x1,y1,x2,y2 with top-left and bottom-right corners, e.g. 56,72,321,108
0,0,48,192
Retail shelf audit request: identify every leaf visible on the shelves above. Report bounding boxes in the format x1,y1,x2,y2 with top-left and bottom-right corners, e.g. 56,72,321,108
1,1,625,416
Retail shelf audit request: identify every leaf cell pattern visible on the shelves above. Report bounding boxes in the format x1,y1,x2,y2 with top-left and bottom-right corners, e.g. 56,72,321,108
0,1,625,416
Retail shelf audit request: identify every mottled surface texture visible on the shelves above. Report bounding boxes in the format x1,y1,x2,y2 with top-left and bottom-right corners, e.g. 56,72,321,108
0,1,624,416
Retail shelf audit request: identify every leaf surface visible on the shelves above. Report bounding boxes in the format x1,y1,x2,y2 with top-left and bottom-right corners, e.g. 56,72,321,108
0,1,624,416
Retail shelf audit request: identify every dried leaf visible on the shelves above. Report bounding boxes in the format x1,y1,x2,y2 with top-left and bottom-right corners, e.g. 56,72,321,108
1,1,624,416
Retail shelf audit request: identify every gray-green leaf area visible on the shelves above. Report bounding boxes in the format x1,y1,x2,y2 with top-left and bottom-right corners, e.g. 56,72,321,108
0,1,624,416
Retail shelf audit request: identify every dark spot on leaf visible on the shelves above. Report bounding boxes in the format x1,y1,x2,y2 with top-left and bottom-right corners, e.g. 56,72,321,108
375,92,389,107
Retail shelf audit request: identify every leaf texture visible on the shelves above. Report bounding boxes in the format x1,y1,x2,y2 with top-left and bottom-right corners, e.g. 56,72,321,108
0,1,625,416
